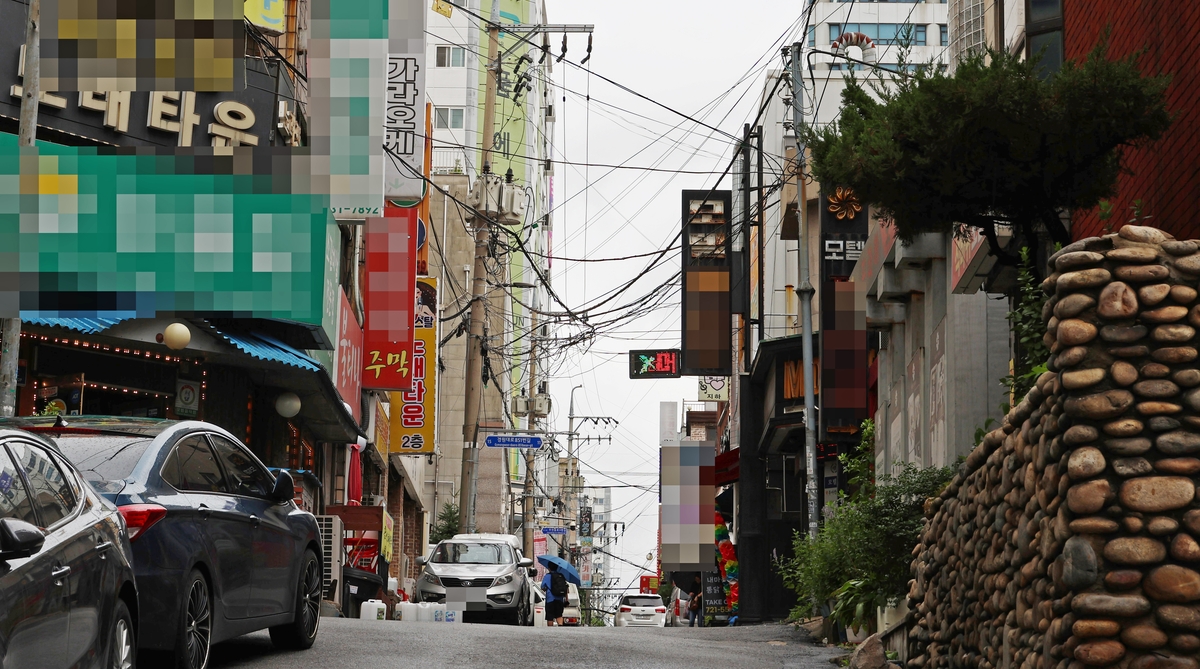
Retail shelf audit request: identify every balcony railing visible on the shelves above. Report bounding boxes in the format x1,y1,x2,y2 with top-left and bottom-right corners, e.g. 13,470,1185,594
431,148,471,176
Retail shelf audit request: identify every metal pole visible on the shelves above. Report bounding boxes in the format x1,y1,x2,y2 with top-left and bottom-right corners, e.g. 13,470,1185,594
741,124,752,343
756,126,765,344
523,287,538,555
566,384,582,564
458,0,502,533
0,0,40,416
787,43,820,539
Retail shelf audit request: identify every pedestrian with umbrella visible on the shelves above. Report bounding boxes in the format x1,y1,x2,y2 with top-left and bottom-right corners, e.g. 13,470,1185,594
537,555,581,627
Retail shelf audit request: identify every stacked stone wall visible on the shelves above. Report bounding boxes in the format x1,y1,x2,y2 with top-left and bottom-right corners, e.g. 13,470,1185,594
907,226,1200,669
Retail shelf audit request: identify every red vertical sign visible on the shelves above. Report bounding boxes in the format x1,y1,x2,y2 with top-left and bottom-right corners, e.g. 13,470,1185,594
363,207,418,391
336,289,363,422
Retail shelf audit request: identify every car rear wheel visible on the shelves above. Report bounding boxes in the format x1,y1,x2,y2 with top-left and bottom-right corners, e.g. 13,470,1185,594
174,570,211,669
269,549,321,650
109,599,136,669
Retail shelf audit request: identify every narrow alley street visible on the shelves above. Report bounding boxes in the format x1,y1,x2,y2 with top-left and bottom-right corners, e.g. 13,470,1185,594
199,620,842,669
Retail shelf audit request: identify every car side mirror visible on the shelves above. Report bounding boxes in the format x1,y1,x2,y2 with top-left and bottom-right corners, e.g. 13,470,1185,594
518,557,533,568
0,518,45,560
415,555,427,566
270,471,295,503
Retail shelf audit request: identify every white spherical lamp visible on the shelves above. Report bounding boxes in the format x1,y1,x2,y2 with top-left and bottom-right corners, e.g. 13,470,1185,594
276,392,302,418
163,322,191,350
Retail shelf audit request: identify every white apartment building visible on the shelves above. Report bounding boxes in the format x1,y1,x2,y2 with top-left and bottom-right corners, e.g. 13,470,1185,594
802,0,951,127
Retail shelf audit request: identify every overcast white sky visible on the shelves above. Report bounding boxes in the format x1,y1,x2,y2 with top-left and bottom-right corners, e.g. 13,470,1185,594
539,0,807,590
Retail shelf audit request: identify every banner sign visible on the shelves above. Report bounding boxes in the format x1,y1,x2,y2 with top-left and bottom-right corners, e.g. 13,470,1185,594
364,208,418,391
390,277,437,453
384,0,428,203
336,289,364,422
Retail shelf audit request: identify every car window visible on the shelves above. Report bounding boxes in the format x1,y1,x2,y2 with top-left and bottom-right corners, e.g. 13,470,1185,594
0,445,36,525
163,435,227,493
624,596,664,607
431,542,514,564
52,436,152,483
8,442,77,527
207,435,273,498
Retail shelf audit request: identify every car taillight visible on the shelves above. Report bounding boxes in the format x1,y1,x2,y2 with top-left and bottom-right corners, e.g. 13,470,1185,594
118,504,167,541
655,607,667,613
619,606,632,612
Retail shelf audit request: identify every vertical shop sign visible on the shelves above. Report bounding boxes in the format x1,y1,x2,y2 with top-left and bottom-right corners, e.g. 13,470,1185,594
929,319,947,467
384,0,427,202
363,207,418,391
337,289,364,422
390,277,437,453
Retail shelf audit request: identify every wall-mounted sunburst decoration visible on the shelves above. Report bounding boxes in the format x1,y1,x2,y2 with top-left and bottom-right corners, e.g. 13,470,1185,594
827,186,863,221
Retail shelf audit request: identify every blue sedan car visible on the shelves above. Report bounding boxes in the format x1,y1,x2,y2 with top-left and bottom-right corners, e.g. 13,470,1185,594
2,416,323,669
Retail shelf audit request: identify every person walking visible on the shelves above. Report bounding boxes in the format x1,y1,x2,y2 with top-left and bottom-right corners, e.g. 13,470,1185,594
687,574,703,628
541,562,570,627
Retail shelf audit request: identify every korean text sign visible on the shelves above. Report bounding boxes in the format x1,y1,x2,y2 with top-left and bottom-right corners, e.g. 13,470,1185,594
389,277,437,453
363,207,418,391
336,288,363,422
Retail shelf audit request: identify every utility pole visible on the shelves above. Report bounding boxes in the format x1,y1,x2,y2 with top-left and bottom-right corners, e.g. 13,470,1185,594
565,385,582,560
786,43,820,539
458,0,503,534
0,0,41,416
523,286,538,556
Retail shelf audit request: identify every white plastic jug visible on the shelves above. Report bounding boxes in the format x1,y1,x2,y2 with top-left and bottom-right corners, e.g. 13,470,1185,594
445,609,461,624
387,577,399,595
360,599,386,621
396,602,417,621
533,603,546,627
417,602,434,622
433,603,448,622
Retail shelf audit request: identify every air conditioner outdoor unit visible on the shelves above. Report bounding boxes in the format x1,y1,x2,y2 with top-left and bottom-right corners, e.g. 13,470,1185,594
316,515,344,604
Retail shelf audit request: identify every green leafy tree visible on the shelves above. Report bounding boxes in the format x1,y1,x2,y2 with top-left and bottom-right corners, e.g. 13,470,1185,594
1000,247,1051,402
776,421,955,628
429,502,460,543
805,39,1171,260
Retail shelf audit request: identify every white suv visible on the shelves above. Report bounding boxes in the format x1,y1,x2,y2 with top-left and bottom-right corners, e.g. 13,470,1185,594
615,594,667,627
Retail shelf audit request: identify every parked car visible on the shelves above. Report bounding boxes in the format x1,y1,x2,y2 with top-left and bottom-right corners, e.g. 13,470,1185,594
615,593,667,627
0,425,139,669
665,587,689,627
561,582,582,626
414,536,534,625
2,416,324,669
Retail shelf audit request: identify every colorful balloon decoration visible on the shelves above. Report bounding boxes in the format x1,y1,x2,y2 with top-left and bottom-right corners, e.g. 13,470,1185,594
714,511,738,624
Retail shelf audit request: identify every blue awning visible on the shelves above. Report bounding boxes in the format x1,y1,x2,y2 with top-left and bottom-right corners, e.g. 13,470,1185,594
23,317,127,334
205,325,322,372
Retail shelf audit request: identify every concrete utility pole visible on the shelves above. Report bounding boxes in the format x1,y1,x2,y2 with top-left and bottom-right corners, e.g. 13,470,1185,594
564,386,615,568
787,43,820,539
458,0,503,534
0,0,40,416
523,287,538,555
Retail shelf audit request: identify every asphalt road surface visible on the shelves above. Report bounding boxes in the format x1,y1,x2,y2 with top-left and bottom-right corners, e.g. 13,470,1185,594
195,618,843,669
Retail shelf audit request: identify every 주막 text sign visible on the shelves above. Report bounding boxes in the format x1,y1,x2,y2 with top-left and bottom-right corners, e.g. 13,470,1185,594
484,434,543,449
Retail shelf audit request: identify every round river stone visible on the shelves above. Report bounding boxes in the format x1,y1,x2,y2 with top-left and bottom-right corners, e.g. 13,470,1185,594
1157,430,1200,455
1172,534,1200,562
1147,516,1180,535
1145,306,1191,323
1063,368,1107,390
1122,624,1170,650
1172,285,1199,302
1068,447,1106,479
1066,390,1135,420
1068,479,1113,514
1075,639,1125,666
1056,293,1097,319
1143,362,1172,378
1134,380,1181,398
1109,246,1160,263
1104,537,1168,565
1073,592,1152,617
1065,424,1100,444
1120,225,1169,244
1104,418,1144,437
1059,319,1099,346
1119,476,1195,513
1156,604,1200,631
1164,241,1200,256
1105,437,1152,456
1073,619,1121,637
1153,347,1199,364
1157,458,1200,475
1070,517,1121,534
1146,566,1200,603
1102,324,1149,343
1177,369,1200,387
1097,281,1139,318
1112,457,1153,477
1140,283,1172,306
1105,570,1144,589
1112,362,1140,386
1056,250,1106,271
1062,268,1115,293
1117,264,1170,282
1154,324,1196,343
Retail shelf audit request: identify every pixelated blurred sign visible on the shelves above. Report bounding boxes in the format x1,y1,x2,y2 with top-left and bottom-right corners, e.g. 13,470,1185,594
385,0,427,200
628,349,681,379
0,1,282,148
362,208,417,392
681,190,732,376
390,277,437,454
698,376,728,402
245,0,287,35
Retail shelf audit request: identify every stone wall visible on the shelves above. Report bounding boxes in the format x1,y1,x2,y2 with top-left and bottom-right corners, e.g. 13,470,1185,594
906,226,1200,669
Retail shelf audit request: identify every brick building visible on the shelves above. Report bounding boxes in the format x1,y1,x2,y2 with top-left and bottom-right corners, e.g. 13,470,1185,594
1064,0,1200,240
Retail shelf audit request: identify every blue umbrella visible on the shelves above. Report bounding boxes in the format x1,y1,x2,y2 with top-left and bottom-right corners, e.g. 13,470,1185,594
537,554,582,585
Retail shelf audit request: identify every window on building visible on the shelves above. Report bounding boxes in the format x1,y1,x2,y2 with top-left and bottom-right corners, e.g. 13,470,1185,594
940,24,948,47
829,23,922,46
436,45,465,67
434,107,465,130
1026,0,1063,78
808,26,815,48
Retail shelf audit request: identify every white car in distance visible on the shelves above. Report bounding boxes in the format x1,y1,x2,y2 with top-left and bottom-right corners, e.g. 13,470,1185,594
615,594,667,627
